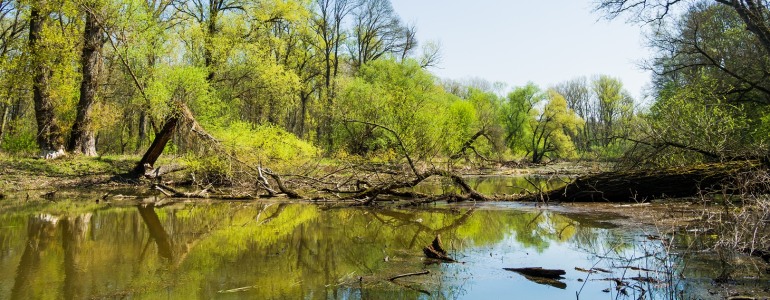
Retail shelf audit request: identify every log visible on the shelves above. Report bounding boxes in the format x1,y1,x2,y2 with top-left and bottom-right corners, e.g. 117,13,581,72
525,160,763,202
128,116,179,178
503,267,566,279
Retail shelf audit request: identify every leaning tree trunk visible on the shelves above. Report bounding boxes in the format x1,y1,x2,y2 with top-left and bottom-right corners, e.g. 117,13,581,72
128,115,179,178
29,1,64,158
527,160,763,202
68,8,104,156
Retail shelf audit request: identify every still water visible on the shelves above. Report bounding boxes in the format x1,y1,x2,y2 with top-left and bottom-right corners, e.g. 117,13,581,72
0,193,693,299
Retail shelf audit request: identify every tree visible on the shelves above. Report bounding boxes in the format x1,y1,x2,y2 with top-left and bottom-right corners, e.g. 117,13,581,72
554,77,592,151
597,1,770,56
632,2,770,163
336,58,449,159
591,75,634,146
68,0,107,156
349,0,415,69
0,0,27,147
501,83,543,154
172,0,246,81
28,0,65,158
528,90,583,163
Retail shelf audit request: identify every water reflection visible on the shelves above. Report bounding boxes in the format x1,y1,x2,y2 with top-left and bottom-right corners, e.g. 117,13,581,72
0,199,681,299
414,175,567,196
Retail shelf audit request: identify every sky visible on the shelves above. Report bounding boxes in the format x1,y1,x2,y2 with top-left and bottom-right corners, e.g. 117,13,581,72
389,0,654,101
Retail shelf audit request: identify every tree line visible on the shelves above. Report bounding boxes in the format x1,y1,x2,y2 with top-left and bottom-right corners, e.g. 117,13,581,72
0,0,648,168
13,0,764,170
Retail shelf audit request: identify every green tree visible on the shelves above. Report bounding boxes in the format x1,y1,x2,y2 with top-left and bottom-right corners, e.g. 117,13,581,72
501,83,543,155
335,58,449,159
528,90,583,163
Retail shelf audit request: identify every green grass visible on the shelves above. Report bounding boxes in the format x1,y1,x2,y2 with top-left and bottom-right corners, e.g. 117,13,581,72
0,154,138,177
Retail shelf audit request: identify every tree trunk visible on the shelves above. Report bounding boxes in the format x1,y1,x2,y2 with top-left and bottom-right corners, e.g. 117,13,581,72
29,2,64,158
137,110,148,152
0,103,8,146
129,116,179,178
68,8,103,156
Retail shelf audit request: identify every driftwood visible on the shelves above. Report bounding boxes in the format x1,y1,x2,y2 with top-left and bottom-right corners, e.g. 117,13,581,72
153,184,253,200
262,168,304,199
503,267,566,279
422,234,455,262
525,160,763,202
504,267,567,289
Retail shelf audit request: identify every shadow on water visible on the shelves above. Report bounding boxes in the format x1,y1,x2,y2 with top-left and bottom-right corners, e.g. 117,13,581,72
0,188,766,299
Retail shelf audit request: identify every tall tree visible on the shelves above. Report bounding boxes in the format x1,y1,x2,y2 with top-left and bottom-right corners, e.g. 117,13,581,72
528,90,583,163
0,0,27,146
172,0,245,81
68,1,106,156
28,0,65,157
554,77,592,151
349,0,415,68
592,75,634,146
501,83,543,153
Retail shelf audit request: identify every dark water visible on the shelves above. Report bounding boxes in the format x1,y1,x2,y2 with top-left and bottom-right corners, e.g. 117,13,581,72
0,194,694,299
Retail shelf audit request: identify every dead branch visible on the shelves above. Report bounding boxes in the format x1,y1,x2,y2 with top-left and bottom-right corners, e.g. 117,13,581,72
256,167,278,196
153,184,253,200
262,168,304,199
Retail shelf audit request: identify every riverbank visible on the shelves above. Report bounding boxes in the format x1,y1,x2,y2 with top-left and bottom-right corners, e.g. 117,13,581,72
0,154,605,194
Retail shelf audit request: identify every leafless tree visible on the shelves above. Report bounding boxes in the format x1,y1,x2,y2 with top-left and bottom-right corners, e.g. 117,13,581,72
349,0,416,68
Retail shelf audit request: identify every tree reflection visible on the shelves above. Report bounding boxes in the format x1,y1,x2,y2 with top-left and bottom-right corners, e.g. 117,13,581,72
137,205,173,261
1,201,637,299
11,214,59,300
62,213,91,300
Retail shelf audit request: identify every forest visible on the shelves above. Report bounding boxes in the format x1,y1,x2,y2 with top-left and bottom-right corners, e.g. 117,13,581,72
1,0,767,180
0,0,645,169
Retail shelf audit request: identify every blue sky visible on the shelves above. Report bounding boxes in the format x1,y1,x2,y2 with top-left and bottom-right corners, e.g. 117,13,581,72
390,0,653,101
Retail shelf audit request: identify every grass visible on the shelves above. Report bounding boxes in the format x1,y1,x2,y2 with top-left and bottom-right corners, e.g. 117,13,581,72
0,154,137,177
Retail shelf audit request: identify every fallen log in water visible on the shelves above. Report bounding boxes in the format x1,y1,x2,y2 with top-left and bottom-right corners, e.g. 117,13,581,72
503,267,566,279
522,160,764,202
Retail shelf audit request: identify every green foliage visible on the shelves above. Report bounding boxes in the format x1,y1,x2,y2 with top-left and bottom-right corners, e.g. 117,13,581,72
0,0,647,166
212,121,318,165
186,121,318,184
641,76,757,165
335,58,451,159
528,90,584,163
502,83,543,155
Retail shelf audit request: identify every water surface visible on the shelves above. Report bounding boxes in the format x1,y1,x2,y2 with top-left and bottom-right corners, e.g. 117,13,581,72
0,194,687,299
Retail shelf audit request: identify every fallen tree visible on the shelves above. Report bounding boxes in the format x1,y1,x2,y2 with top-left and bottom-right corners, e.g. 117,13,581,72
524,160,764,202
